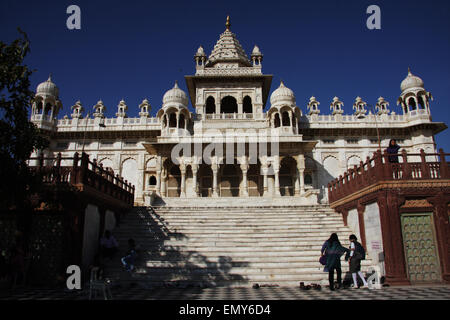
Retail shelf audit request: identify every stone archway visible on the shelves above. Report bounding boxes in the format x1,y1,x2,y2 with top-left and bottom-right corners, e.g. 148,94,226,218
220,96,238,114
248,162,262,196
198,164,213,197
280,156,297,196
163,159,181,197
219,164,242,197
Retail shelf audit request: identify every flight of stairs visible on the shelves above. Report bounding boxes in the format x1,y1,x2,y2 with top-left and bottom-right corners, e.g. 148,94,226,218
103,205,375,287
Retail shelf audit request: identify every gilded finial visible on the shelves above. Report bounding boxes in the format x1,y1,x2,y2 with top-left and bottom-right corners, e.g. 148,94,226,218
408,67,412,75
48,73,52,81
226,16,231,30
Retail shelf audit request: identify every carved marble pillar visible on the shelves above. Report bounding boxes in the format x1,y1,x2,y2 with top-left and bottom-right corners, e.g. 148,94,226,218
262,165,269,197
192,163,198,197
297,154,306,195
294,169,301,196
274,169,281,196
241,163,249,197
156,170,161,195
180,164,186,197
212,164,219,197
160,168,167,197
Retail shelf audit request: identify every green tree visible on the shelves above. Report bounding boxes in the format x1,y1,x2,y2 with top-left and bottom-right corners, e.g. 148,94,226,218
0,29,48,210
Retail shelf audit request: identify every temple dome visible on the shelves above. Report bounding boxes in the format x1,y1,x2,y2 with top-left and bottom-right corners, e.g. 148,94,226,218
36,75,59,97
270,81,295,106
401,68,424,92
162,81,188,107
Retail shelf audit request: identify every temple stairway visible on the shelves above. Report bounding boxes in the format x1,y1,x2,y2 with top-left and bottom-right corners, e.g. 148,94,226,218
103,205,376,287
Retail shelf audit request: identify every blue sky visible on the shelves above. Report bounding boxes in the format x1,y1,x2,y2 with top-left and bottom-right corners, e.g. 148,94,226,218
1,0,450,151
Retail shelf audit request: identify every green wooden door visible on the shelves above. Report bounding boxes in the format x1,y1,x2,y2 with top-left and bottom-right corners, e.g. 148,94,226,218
401,213,441,282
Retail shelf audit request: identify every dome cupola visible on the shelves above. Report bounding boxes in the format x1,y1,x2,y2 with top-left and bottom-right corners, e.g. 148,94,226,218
400,68,424,92
270,81,295,107
36,74,59,97
162,81,189,108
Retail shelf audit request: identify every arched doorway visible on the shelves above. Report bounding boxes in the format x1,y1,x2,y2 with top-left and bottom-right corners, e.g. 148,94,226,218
279,157,297,196
274,113,281,128
198,164,213,197
219,164,242,197
220,96,238,114
248,162,262,196
166,163,181,197
243,96,252,113
206,96,216,114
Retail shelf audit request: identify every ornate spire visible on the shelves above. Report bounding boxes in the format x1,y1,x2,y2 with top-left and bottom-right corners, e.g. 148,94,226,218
226,15,231,30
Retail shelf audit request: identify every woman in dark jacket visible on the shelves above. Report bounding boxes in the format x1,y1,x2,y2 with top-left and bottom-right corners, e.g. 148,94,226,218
324,233,349,291
387,139,401,163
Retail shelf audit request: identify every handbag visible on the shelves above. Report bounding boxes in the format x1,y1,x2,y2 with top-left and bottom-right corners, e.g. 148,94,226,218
319,255,327,266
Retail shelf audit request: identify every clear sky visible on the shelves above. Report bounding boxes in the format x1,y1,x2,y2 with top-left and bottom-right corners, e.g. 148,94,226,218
1,0,450,151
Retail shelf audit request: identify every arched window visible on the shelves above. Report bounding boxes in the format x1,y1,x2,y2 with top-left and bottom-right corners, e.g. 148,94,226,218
274,113,281,128
243,96,252,113
45,103,52,115
419,96,426,109
408,97,417,111
220,96,238,114
36,101,43,113
304,173,313,185
206,96,215,114
169,113,177,127
149,176,157,185
179,114,185,129
282,111,290,126
163,114,167,127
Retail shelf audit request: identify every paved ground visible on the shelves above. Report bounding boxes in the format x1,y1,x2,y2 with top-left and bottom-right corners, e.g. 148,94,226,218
1,284,449,300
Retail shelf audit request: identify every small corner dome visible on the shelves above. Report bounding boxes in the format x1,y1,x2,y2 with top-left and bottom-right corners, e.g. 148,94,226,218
36,75,59,97
195,46,206,56
270,81,295,105
252,45,262,56
163,81,189,106
401,68,424,92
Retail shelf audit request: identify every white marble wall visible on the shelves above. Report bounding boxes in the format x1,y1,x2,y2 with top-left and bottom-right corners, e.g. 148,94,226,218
363,202,385,276
347,208,361,240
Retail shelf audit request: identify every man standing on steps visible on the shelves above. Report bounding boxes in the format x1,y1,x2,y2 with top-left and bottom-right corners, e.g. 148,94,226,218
346,235,368,289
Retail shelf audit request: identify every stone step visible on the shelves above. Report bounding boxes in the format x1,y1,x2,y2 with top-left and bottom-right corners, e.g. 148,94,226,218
120,220,345,226
103,206,376,288
109,239,351,246
130,255,371,266
104,272,337,282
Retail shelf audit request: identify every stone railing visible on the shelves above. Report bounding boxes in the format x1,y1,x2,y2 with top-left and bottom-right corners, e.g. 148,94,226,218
328,149,450,204
195,66,262,76
29,152,135,206
303,109,430,124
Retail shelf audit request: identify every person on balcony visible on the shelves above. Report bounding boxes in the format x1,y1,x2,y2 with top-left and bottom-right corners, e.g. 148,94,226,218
387,139,401,163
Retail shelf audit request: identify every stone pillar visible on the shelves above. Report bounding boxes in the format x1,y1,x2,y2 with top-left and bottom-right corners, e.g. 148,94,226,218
180,165,186,197
192,163,198,197
161,168,167,197
241,163,249,197
294,169,301,196
262,165,269,197
297,154,306,195
274,169,281,196
212,164,219,197
156,170,161,195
